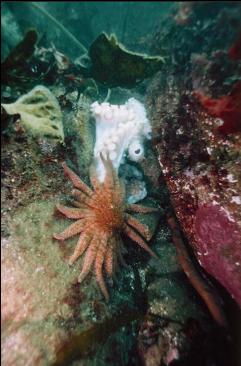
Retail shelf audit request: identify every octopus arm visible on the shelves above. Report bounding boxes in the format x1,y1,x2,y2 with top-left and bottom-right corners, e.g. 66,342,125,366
62,162,93,196
123,223,158,259
53,219,86,240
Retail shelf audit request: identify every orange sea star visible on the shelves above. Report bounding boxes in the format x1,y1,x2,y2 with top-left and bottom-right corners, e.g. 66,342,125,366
53,155,158,300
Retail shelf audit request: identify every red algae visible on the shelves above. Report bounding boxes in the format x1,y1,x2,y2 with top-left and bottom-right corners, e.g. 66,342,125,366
228,33,241,60
193,82,241,135
195,204,241,307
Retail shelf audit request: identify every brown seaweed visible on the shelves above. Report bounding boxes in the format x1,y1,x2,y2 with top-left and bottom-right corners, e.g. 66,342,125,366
88,32,165,88
1,29,38,71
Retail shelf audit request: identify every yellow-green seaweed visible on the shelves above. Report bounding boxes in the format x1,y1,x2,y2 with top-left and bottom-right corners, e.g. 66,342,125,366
2,85,64,142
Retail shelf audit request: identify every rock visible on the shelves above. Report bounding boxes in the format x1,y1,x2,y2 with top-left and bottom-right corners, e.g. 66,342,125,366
119,163,147,204
63,94,95,177
1,198,142,365
137,222,231,366
1,129,160,366
125,178,147,204
147,2,241,307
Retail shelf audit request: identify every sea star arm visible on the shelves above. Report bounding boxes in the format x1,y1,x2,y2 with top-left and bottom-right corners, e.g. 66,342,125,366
125,213,152,240
89,164,102,191
71,189,92,206
113,178,126,206
68,231,93,265
100,153,118,190
53,219,86,240
118,179,126,200
127,203,159,213
62,162,93,196
71,200,88,209
56,204,88,219
108,239,120,277
78,238,98,283
123,224,158,259
104,244,114,278
95,235,109,300
117,239,127,267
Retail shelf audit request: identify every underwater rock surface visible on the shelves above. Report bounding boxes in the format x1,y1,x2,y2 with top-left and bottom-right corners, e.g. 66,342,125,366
1,2,241,365
147,2,241,307
1,111,224,366
1,103,162,365
1,136,156,365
